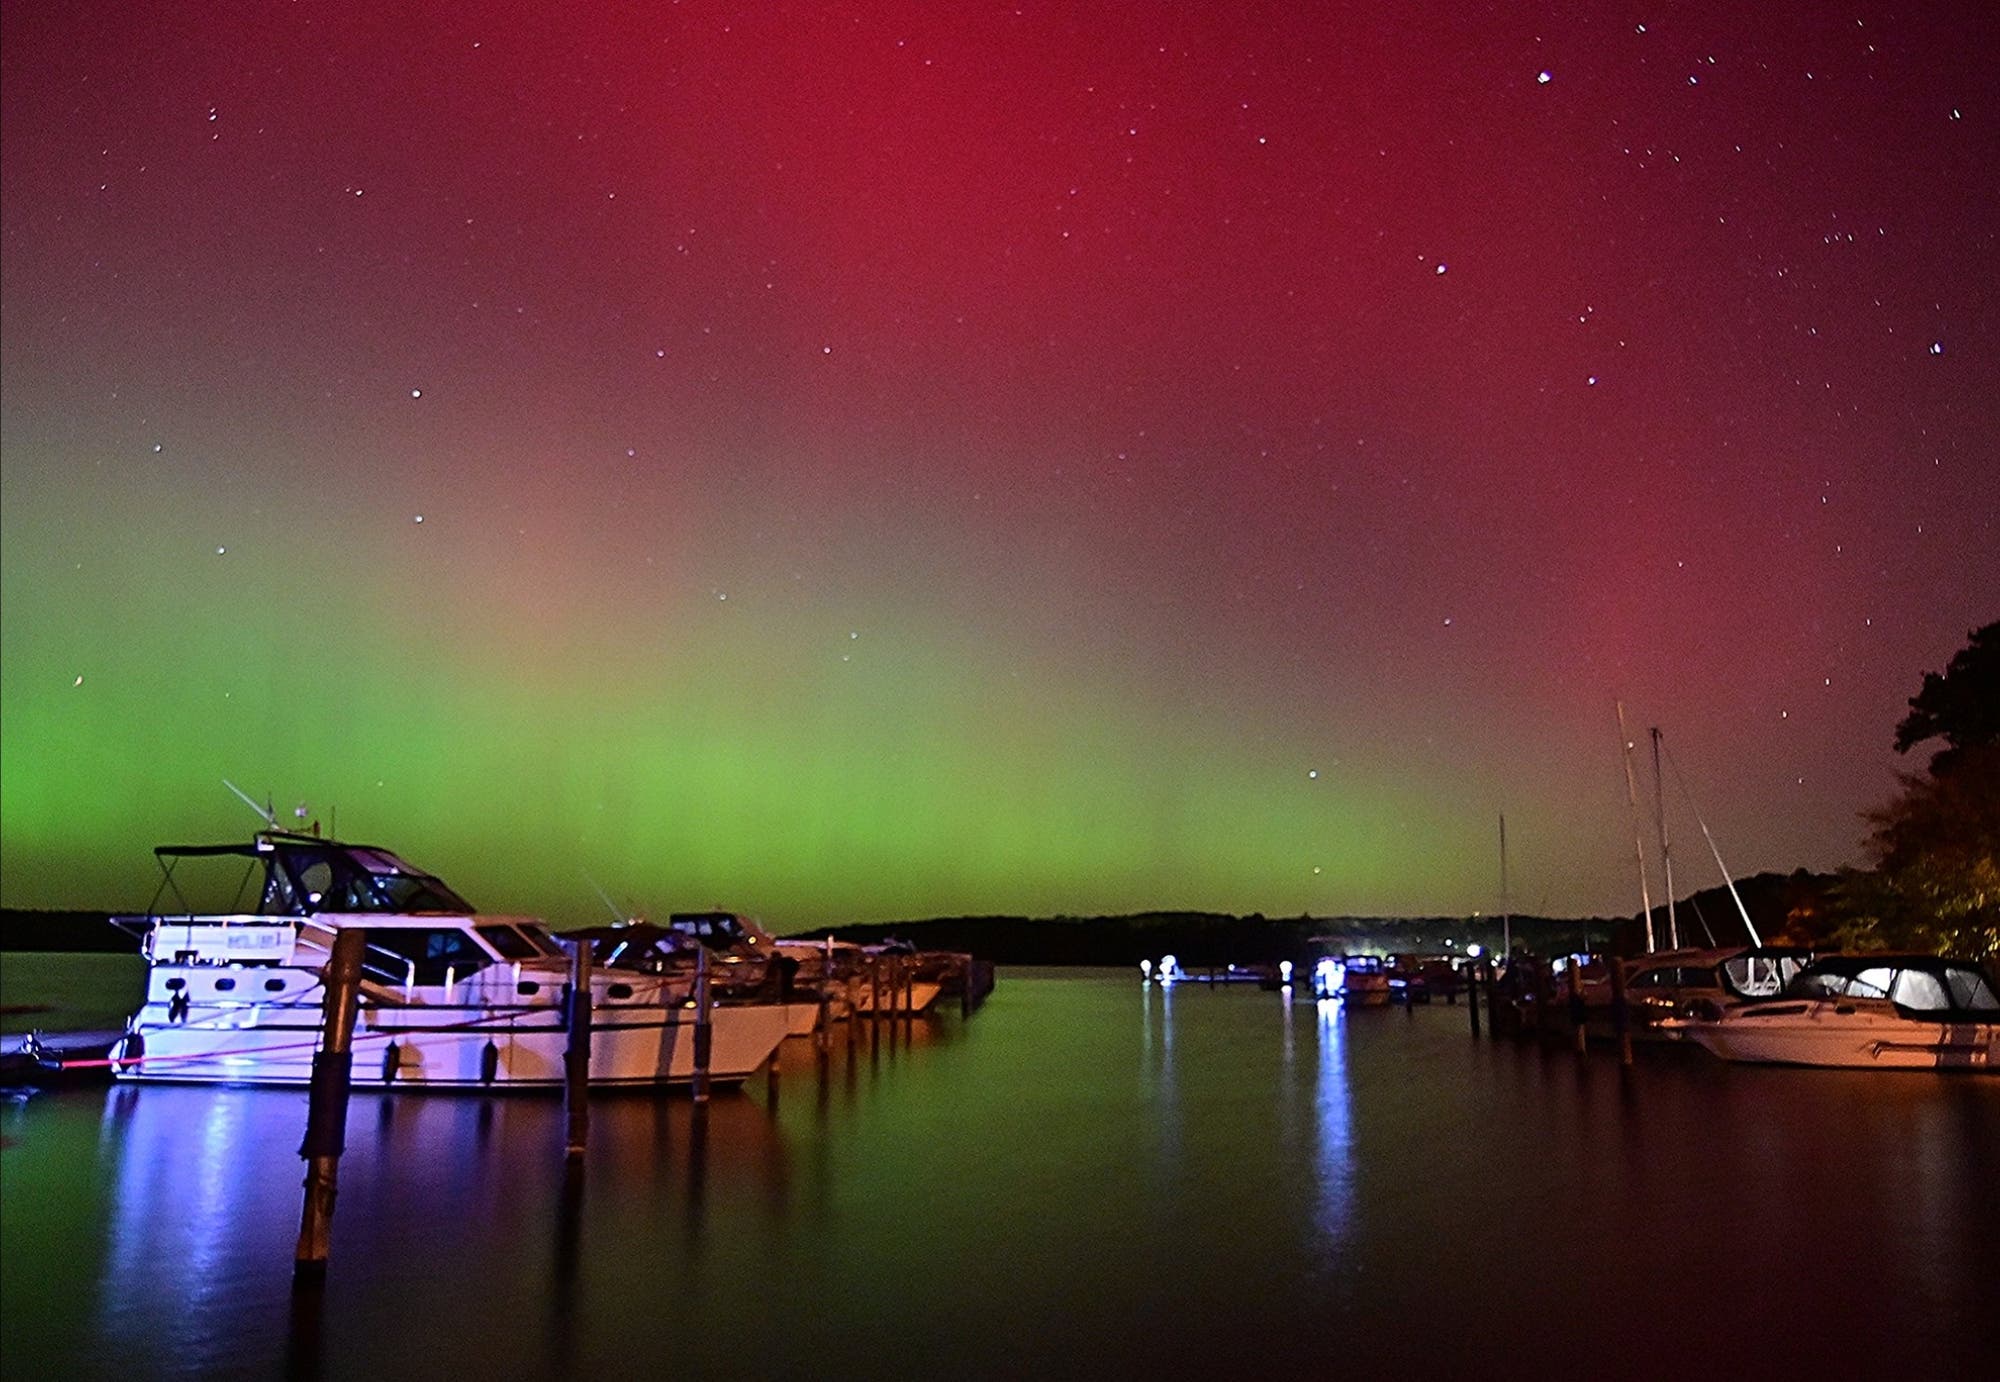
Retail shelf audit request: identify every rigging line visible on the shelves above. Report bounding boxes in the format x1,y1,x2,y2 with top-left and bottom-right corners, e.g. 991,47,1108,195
1684,894,1718,948
1661,742,1762,946
1615,702,1656,952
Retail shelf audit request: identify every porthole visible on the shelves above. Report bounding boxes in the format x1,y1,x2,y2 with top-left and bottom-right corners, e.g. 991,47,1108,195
606,983,633,1000
214,977,237,992
164,978,187,991
517,981,540,997
264,978,287,993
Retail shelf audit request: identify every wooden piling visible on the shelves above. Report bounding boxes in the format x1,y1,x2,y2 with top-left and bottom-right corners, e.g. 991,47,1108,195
869,955,882,1056
294,926,367,1283
960,955,973,1019
692,944,713,1104
816,937,833,1053
846,967,860,1052
563,938,594,1159
1609,953,1634,1066
1569,958,1588,1055
1467,962,1481,1038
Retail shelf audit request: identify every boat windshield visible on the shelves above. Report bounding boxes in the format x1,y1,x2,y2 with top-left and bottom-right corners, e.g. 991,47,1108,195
475,924,542,960
363,926,494,985
1947,967,2000,1011
668,912,767,951
1718,953,1812,999
264,843,474,915
1785,959,2000,1014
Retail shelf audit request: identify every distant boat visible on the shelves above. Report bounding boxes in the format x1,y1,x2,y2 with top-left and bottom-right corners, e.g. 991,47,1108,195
1320,956,1400,1012
108,832,790,1089
1563,946,1818,1041
656,911,949,1020
1661,954,2000,1071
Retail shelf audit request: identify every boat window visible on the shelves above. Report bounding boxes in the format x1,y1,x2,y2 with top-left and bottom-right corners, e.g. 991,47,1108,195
264,978,286,992
260,865,303,915
364,928,491,985
298,860,334,906
1888,969,1951,1011
1946,968,2000,1012
1724,955,1799,998
164,978,186,991
606,983,634,1000
513,924,566,956
1636,966,1719,989
476,925,539,960
1793,972,1851,999
517,981,540,996
1845,968,1894,1000
214,977,236,992
669,912,757,951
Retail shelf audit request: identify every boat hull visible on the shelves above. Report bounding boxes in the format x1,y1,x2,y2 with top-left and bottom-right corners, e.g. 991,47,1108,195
1672,1008,2000,1071
115,998,792,1089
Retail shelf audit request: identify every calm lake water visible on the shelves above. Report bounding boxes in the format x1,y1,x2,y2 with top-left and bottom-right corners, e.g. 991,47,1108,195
4,962,1997,1381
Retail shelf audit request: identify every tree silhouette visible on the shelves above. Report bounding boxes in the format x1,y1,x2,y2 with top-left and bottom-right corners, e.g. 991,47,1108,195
1893,621,2000,774
1837,623,2000,959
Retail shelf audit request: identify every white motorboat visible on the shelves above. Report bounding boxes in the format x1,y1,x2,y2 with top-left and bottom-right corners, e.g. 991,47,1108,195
668,911,945,1018
111,832,791,1089
579,918,823,1037
1563,946,1818,1039
1661,954,2000,1071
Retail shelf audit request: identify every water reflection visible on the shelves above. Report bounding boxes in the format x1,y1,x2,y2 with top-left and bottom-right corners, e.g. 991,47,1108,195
98,1085,306,1373
1311,999,1354,1248
8,976,1993,1382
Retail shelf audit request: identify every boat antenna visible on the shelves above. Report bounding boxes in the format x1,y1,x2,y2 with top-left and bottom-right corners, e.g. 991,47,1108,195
584,872,633,924
1650,727,1678,950
1498,811,1512,960
1615,702,1656,951
1662,742,1761,946
223,778,279,829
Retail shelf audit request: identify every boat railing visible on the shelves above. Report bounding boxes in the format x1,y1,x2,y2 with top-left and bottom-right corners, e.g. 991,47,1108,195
297,918,420,994
118,912,294,963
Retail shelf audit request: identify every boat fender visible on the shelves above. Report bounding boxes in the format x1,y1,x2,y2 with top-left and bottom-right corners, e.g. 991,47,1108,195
382,1041,402,1084
480,1039,499,1085
116,1029,145,1071
167,990,190,1024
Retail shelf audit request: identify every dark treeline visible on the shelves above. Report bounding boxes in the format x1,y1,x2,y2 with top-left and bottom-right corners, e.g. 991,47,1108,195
780,912,1611,967
792,870,1836,965
0,911,132,954
4,870,1832,964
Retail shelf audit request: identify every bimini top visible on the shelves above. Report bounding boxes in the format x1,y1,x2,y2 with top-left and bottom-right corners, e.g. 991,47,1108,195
1783,954,2000,1014
152,831,474,917
666,911,778,954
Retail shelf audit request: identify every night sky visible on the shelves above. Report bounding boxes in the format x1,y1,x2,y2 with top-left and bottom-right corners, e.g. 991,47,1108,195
3,2,1994,927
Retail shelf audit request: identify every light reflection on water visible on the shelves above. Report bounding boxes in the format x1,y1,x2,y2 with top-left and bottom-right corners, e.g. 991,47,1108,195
1312,996,1353,1251
4,970,1998,1382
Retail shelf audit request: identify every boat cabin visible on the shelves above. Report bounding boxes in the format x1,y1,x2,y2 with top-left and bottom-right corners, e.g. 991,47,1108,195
666,911,779,957
1784,956,2000,1018
116,832,564,986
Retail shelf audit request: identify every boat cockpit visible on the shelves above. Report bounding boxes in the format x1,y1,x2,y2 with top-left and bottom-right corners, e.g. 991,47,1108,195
1782,956,2000,1020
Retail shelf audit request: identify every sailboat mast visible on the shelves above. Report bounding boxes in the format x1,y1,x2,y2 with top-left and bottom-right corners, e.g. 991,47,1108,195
1615,702,1656,952
1651,727,1678,950
1499,812,1512,961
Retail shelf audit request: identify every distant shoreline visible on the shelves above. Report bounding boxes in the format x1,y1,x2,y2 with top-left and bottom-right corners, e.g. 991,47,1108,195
0,872,1826,962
